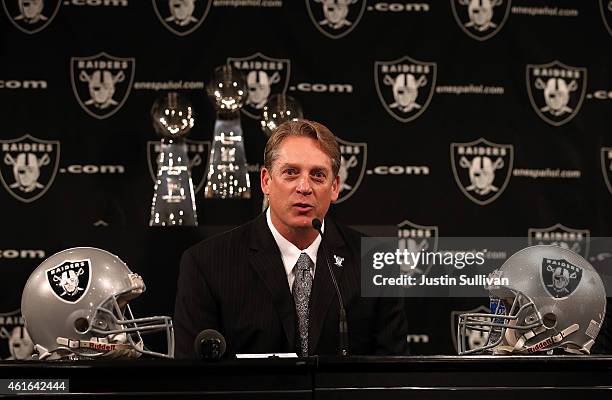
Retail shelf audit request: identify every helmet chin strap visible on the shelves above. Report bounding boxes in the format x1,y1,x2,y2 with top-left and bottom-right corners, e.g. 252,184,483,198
492,324,580,354
55,334,143,359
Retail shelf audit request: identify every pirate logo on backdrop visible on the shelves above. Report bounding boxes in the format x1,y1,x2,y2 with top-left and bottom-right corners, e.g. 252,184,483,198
152,0,212,36
451,138,513,205
147,139,210,194
1,0,61,34
528,224,590,258
0,134,60,203
599,0,612,37
541,258,583,299
335,137,367,203
397,219,438,279
450,305,490,353
0,310,34,360
374,56,437,123
450,0,511,41
46,259,91,304
526,61,587,127
71,52,136,120
601,147,612,195
305,0,366,39
227,53,291,119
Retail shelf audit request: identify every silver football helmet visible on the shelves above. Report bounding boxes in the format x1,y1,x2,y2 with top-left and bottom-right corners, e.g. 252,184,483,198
21,247,174,360
458,245,606,355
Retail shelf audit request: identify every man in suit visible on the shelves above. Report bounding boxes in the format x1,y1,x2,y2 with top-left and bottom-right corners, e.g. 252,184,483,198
174,119,409,358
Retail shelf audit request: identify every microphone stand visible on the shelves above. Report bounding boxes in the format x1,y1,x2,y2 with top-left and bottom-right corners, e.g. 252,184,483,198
312,219,349,357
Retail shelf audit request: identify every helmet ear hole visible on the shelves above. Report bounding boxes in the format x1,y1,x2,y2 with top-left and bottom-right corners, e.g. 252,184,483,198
74,318,89,334
543,312,557,329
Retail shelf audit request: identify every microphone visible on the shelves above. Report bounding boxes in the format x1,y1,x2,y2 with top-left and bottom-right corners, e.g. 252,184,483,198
194,329,226,360
312,218,349,357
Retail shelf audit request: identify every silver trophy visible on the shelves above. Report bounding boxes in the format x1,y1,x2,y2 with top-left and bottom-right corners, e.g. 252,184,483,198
260,94,304,137
260,94,304,210
149,92,198,226
204,65,251,199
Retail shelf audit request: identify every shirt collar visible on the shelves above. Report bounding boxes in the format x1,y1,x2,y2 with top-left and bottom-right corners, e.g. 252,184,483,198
266,208,324,276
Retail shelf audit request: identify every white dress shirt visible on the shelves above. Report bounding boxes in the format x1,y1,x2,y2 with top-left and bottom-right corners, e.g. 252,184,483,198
266,208,324,292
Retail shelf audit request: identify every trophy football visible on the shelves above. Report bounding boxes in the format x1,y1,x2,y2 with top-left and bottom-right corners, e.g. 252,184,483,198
204,65,251,199
260,94,304,137
149,92,198,226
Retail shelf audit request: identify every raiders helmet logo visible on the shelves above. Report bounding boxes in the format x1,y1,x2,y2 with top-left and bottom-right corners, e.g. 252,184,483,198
528,224,590,258
46,259,91,304
450,0,511,41
335,137,367,204
397,219,438,279
0,134,60,203
152,0,212,36
147,139,210,194
541,258,583,299
305,0,366,39
227,53,291,119
1,0,61,34
375,56,437,123
600,0,612,37
601,147,612,195
71,52,136,120
526,60,587,127
0,309,34,360
451,137,513,205
450,304,490,353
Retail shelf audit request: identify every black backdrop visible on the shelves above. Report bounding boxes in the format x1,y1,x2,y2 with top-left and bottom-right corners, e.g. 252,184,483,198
1,0,612,357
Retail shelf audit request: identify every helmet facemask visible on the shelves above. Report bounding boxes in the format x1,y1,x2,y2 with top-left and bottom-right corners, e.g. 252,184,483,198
458,289,541,355
458,286,587,355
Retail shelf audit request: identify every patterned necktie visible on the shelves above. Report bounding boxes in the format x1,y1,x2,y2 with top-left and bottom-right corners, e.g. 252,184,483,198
293,252,313,357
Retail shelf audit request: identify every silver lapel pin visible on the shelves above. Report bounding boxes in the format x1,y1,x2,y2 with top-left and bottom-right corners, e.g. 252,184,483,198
333,255,344,268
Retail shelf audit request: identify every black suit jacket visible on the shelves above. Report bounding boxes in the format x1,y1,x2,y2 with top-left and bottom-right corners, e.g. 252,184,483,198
173,213,409,358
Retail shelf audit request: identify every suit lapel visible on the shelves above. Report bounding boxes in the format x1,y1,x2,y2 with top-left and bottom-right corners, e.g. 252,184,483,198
308,219,347,354
248,214,296,350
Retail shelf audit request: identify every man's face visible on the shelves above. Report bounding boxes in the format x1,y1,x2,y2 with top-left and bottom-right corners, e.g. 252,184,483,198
261,136,339,233
170,0,195,21
323,0,350,24
9,327,34,360
468,0,494,27
19,0,44,20
89,71,115,105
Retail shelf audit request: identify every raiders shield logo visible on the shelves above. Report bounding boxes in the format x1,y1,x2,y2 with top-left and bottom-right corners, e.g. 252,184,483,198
0,309,33,360
397,219,438,278
71,52,136,120
0,134,60,203
1,0,61,34
374,56,437,123
147,139,210,194
601,147,612,195
305,0,366,39
450,305,490,353
600,0,612,37
450,0,511,41
46,259,91,304
335,137,366,204
526,61,587,127
152,0,212,36
528,224,590,258
541,258,583,299
227,53,291,119
451,138,513,205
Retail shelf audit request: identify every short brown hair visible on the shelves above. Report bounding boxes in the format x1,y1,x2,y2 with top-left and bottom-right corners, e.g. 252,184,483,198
263,119,341,176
